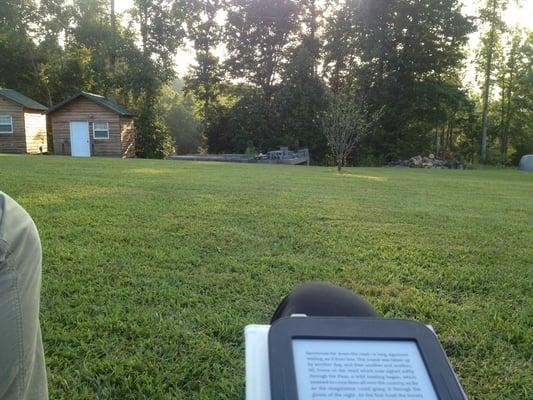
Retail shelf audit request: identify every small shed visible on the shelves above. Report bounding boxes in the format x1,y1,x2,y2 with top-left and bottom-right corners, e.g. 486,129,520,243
47,92,135,158
518,155,533,172
0,88,48,154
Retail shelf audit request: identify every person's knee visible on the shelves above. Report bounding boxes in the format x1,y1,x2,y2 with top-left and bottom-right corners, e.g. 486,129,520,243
0,192,42,326
0,192,47,399
0,192,42,279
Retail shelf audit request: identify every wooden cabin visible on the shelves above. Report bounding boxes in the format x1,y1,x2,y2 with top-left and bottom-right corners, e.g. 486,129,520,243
48,92,135,158
0,88,48,154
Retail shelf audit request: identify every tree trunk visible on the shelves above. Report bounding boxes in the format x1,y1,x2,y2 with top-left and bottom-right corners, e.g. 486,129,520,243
480,0,498,164
500,92,512,165
439,125,446,157
110,0,116,67
480,56,493,163
203,99,209,134
501,48,516,165
140,7,148,56
337,158,342,172
434,126,439,154
447,119,453,153
499,78,506,163
500,131,508,164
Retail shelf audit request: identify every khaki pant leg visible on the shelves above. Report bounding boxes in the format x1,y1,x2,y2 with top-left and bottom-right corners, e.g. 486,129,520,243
0,192,48,400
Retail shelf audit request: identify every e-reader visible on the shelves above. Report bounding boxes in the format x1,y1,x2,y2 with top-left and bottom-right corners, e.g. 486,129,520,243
268,317,467,399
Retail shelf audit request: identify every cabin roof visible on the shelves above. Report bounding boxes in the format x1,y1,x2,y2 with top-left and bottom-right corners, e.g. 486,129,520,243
0,88,48,111
47,91,134,117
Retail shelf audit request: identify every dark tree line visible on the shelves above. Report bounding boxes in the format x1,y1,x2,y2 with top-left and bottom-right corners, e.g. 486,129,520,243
1,0,531,164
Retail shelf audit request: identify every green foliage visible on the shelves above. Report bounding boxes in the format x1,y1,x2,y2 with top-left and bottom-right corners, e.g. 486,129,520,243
184,52,222,116
277,40,328,162
128,0,189,158
205,36,328,161
225,0,299,99
1,155,532,399
505,31,533,163
206,87,279,153
476,0,509,163
323,0,474,161
0,0,40,99
184,0,223,134
479,29,533,165
135,97,175,159
132,0,185,82
158,83,202,154
0,29,37,95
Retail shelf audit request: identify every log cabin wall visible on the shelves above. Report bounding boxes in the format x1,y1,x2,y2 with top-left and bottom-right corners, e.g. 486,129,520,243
0,97,26,153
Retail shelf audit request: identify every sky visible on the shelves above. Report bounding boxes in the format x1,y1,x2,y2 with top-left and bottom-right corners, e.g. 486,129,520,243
114,0,533,83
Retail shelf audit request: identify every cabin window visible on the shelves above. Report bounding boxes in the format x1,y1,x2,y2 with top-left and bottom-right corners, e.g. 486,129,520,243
0,115,13,134
93,121,109,139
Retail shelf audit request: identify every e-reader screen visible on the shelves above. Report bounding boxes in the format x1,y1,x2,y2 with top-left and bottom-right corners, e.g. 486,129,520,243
292,339,438,399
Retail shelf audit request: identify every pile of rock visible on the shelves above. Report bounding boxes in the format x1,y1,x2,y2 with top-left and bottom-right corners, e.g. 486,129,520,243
388,154,465,169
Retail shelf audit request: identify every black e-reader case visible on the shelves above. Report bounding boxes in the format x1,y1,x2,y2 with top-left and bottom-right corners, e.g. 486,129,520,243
268,317,467,400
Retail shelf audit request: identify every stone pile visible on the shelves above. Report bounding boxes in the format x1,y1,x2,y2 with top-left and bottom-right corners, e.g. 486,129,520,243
388,154,465,169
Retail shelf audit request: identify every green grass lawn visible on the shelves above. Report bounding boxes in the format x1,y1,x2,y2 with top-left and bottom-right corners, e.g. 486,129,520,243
1,154,532,399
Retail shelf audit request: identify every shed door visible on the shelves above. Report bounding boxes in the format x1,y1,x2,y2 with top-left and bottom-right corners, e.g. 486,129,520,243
69,121,90,157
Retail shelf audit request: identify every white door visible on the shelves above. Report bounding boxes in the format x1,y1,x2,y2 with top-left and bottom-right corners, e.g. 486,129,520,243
70,121,90,157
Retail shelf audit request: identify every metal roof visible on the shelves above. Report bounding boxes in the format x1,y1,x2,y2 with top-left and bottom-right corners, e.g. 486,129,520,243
47,91,134,116
0,88,48,111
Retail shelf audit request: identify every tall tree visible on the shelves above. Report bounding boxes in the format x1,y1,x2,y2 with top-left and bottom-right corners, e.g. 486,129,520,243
110,0,116,67
184,0,223,133
131,0,186,157
496,29,523,163
477,0,507,163
277,0,327,161
322,0,358,93
503,30,533,163
277,41,328,160
34,0,74,106
0,0,40,96
133,0,185,94
322,0,473,161
224,0,299,101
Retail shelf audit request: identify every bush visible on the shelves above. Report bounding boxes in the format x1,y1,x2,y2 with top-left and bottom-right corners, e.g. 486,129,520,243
135,100,175,159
